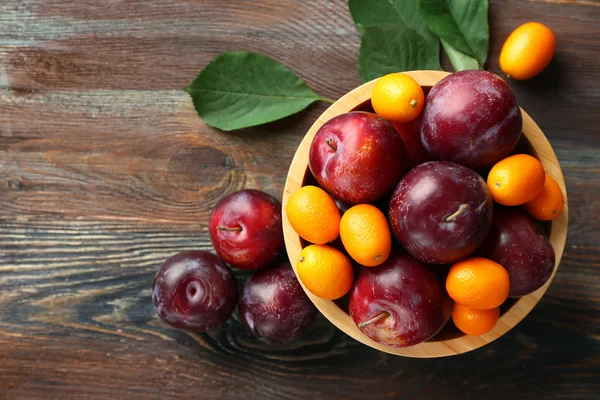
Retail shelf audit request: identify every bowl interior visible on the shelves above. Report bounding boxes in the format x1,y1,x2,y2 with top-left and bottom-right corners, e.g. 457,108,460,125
282,71,568,358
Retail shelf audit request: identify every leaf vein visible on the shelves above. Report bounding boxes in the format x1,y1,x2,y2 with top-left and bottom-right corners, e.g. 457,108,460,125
387,0,407,25
444,0,478,62
197,88,319,100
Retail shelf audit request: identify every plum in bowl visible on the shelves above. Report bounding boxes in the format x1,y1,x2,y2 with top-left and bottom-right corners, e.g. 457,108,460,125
282,70,568,358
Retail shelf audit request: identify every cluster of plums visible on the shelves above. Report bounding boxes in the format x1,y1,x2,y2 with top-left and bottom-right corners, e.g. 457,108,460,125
152,189,317,344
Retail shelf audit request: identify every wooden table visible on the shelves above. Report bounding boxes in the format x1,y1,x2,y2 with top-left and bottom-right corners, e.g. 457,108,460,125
1,1,598,398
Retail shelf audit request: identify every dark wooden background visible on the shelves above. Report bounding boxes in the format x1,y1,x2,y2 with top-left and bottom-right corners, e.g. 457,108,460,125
1,0,599,398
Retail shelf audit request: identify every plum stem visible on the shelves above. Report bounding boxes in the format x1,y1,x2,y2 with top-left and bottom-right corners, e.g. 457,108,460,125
410,99,418,107
445,204,468,222
357,312,389,329
325,138,337,151
217,226,243,232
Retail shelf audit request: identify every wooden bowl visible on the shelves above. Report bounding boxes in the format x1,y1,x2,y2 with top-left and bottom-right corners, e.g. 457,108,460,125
282,70,568,358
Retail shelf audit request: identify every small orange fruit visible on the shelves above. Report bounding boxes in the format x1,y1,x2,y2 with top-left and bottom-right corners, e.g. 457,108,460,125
340,204,392,267
500,22,556,80
524,173,564,221
452,303,500,336
371,73,425,123
296,244,354,300
446,257,510,310
487,154,546,206
286,185,340,244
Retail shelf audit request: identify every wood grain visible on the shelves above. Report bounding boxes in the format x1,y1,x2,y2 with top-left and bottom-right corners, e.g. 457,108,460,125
1,0,599,398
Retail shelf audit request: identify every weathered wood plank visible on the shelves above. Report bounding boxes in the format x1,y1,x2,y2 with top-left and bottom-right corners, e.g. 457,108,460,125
1,0,599,144
0,89,331,224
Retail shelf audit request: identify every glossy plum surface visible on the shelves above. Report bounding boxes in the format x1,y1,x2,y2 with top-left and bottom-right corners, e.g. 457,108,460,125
309,112,405,204
152,251,237,332
389,161,493,264
349,251,453,347
479,209,556,297
392,117,432,171
239,262,317,344
421,70,522,169
209,189,284,271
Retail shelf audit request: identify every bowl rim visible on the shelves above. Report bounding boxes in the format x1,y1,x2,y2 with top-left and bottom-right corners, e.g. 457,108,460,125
282,70,569,358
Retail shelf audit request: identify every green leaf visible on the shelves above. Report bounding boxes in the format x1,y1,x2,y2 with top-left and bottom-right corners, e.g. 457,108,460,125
349,0,442,82
349,0,437,44
419,0,489,66
358,24,442,82
185,52,323,131
442,39,480,71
